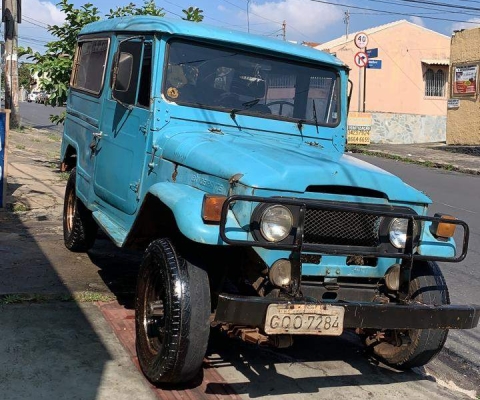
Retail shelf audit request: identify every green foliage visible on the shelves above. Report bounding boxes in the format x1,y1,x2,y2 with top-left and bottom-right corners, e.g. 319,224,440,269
106,0,165,18
18,63,33,88
182,6,204,22
22,0,101,112
24,0,168,124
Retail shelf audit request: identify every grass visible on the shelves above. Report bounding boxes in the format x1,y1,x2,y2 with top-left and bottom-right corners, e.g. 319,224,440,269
0,291,115,305
73,291,115,302
46,133,61,142
59,171,70,181
12,203,29,212
15,144,26,150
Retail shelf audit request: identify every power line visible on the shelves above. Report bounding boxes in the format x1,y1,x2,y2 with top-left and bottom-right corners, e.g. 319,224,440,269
309,0,480,25
362,0,480,16
23,15,49,27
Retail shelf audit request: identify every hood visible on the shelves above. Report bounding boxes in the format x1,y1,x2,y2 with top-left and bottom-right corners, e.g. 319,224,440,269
161,130,430,204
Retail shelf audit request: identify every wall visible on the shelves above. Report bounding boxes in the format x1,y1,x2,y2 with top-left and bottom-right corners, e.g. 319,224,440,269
446,29,480,145
371,112,446,143
318,21,449,118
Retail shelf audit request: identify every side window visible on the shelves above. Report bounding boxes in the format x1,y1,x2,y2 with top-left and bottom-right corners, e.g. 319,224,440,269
112,40,152,108
71,39,109,94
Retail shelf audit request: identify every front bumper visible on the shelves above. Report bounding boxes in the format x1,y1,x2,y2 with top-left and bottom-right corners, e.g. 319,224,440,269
214,293,480,330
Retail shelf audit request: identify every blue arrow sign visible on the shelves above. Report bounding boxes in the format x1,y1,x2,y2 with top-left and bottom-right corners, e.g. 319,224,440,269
367,59,382,69
366,48,378,58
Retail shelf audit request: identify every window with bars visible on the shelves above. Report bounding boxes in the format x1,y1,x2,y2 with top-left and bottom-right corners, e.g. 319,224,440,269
425,68,446,97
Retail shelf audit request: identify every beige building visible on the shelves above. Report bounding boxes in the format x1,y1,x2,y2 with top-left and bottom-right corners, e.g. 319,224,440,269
314,20,450,143
446,28,480,145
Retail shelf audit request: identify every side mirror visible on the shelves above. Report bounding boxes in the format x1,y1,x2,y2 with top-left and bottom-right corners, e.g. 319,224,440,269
113,52,134,92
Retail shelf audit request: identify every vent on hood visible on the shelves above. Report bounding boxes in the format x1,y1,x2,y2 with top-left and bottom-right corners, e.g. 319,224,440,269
305,185,387,199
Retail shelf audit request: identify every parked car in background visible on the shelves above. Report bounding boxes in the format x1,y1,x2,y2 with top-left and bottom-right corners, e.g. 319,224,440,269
36,92,49,104
27,91,40,102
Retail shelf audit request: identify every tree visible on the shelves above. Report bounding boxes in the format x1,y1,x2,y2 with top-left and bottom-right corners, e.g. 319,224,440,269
182,7,204,22
18,63,33,88
23,0,203,124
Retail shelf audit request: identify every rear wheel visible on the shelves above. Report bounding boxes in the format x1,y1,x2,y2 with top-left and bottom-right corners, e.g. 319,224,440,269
63,167,97,251
135,238,210,384
367,261,450,369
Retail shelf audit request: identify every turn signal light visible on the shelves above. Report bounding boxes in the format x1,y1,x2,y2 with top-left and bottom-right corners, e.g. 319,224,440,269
202,195,227,223
431,214,457,238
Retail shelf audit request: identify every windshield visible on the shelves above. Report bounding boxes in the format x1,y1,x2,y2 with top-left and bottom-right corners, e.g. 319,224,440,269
164,40,340,126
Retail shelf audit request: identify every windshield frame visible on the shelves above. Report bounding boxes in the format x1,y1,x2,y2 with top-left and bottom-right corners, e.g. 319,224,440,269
162,38,342,128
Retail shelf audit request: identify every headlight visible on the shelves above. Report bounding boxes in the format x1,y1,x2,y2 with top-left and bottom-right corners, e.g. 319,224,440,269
260,205,293,242
389,218,419,248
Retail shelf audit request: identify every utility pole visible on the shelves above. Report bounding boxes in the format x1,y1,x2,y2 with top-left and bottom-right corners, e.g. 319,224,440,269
3,0,20,127
343,9,350,42
282,20,286,41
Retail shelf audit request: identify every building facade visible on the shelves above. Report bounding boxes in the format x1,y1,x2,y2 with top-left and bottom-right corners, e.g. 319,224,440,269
314,20,450,143
446,28,480,145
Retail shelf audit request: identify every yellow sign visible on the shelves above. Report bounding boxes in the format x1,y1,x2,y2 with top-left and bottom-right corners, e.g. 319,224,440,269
347,112,372,144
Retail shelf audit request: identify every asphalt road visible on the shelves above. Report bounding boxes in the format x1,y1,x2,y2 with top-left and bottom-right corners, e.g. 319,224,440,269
19,101,65,133
354,154,480,372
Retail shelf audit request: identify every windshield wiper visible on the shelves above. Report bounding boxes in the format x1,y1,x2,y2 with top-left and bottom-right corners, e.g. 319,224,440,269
230,98,261,120
312,98,319,134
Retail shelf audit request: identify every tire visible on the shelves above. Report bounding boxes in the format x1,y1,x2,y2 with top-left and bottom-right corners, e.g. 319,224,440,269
63,167,97,251
369,261,450,369
135,238,211,384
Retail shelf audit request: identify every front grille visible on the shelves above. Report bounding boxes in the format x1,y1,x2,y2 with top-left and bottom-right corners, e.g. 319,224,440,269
304,208,381,247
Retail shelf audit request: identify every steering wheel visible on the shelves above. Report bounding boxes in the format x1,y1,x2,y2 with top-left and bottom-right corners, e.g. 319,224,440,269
214,92,240,107
266,100,294,116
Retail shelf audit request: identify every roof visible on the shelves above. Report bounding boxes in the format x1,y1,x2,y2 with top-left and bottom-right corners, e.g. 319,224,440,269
422,58,449,65
316,20,449,51
79,16,346,69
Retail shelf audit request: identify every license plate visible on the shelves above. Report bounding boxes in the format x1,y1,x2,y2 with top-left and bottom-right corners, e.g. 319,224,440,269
264,304,345,336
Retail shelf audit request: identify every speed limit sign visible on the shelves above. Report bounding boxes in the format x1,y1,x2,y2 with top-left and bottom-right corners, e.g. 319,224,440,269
354,32,368,49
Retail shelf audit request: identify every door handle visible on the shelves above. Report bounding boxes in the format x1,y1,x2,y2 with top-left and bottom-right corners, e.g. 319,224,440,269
92,131,103,139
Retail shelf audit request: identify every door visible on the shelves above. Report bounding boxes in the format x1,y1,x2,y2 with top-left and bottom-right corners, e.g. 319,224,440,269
93,37,153,215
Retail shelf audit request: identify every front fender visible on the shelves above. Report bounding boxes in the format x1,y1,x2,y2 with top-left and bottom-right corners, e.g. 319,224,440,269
148,182,246,245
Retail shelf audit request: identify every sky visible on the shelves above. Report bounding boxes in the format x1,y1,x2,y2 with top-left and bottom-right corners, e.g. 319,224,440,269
12,0,480,53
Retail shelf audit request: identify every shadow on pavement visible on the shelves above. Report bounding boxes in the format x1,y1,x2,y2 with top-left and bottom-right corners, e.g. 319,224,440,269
0,192,154,400
203,330,435,398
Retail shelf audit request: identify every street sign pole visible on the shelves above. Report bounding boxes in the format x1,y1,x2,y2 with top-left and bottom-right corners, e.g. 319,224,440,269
358,66,362,112
363,47,367,112
354,33,369,113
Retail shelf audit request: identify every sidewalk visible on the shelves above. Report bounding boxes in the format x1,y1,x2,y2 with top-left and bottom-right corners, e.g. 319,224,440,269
348,142,480,175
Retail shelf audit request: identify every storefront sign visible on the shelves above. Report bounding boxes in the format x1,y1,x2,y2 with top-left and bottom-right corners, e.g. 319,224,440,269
447,99,460,109
347,112,372,144
453,65,477,95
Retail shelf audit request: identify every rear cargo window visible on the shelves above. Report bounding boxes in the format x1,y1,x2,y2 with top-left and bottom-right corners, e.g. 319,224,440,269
71,39,109,94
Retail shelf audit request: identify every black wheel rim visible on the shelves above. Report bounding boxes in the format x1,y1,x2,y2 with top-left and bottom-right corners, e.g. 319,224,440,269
143,271,166,354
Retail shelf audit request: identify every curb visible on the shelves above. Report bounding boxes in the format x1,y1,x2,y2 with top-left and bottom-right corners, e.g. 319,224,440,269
348,148,480,176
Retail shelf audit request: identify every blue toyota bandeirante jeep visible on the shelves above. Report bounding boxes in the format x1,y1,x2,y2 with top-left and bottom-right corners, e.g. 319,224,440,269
60,16,479,384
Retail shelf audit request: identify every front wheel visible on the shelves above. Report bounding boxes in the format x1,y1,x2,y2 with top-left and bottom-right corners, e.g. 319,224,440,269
367,261,450,369
135,238,211,384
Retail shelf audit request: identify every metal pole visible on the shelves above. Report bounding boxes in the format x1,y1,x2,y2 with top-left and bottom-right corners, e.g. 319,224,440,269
363,47,367,112
358,66,361,112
